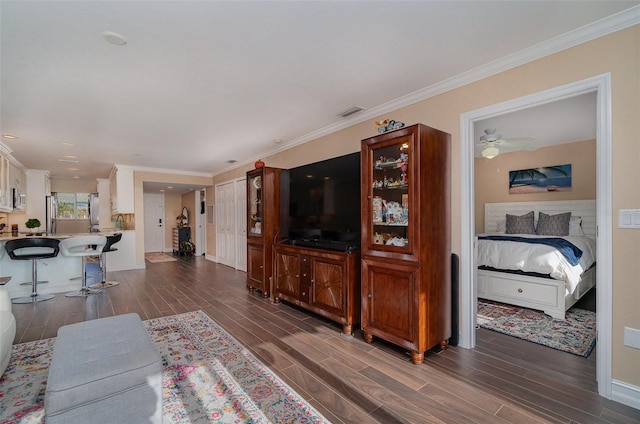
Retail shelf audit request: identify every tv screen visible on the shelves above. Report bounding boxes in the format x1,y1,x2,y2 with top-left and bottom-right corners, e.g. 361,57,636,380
286,152,361,251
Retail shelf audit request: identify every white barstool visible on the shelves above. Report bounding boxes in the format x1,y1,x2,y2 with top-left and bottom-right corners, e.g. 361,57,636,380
59,235,107,297
5,237,60,303
90,233,122,289
0,241,11,286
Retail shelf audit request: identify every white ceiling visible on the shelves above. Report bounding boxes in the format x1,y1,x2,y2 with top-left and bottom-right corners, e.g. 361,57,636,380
1,1,638,189
474,92,597,157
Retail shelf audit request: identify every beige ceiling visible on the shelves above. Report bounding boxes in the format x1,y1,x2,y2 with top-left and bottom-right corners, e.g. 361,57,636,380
1,1,638,182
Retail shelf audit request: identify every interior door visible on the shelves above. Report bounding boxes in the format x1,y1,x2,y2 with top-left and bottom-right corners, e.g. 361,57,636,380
235,178,247,271
215,181,235,267
143,193,165,252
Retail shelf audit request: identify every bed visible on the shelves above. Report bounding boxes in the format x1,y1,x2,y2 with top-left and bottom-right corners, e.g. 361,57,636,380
476,200,596,319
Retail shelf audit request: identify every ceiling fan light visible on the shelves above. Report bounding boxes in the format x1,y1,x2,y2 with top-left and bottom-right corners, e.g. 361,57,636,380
481,146,499,159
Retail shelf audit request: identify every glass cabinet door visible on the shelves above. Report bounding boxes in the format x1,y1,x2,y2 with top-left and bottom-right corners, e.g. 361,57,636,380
369,138,410,250
248,172,263,237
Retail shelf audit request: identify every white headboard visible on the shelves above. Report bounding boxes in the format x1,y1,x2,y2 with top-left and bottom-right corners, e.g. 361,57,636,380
484,200,596,239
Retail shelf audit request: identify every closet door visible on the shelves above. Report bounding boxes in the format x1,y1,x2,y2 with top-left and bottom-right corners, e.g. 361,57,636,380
215,178,247,271
235,178,247,272
215,181,235,267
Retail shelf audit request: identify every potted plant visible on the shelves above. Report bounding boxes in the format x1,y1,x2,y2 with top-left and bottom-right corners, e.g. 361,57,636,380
25,218,41,235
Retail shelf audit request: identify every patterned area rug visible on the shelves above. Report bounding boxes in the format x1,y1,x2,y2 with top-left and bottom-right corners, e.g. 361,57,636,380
145,252,177,263
477,299,596,357
0,311,329,423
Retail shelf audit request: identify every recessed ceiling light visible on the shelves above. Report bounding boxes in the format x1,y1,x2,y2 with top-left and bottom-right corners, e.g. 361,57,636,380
167,186,173,189
59,158,78,163
73,176,80,179
63,154,76,159
60,142,74,147
102,31,127,46
160,189,165,192
273,139,283,144
68,167,78,171
2,135,17,139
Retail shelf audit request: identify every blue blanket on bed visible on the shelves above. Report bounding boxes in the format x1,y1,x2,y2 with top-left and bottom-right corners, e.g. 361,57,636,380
478,235,583,266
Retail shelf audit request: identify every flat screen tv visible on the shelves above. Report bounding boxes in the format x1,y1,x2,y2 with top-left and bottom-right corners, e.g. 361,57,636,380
285,152,361,252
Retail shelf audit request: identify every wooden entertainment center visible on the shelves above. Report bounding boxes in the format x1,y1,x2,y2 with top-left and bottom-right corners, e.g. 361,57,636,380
273,242,360,336
246,123,451,363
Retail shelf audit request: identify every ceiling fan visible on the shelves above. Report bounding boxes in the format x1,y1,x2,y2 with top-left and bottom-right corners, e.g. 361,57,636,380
478,128,536,159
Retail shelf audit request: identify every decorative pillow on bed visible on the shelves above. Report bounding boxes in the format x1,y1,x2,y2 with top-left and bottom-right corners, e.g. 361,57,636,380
569,216,585,236
505,211,535,234
495,218,506,234
536,211,571,236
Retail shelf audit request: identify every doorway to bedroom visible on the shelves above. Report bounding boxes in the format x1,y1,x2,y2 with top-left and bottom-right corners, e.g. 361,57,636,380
460,74,612,398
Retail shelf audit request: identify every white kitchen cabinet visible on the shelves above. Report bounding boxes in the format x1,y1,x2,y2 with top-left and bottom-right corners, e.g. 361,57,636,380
9,163,27,210
109,164,134,214
25,169,50,224
0,155,10,212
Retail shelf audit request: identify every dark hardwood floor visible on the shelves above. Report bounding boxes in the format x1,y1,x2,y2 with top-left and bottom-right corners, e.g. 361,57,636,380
10,256,640,424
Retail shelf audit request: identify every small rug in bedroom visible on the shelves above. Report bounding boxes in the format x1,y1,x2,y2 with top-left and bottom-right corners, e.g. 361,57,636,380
477,299,596,357
145,252,177,263
0,310,329,424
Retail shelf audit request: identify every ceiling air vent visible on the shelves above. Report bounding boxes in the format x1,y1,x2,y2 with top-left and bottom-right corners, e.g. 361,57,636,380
337,105,365,118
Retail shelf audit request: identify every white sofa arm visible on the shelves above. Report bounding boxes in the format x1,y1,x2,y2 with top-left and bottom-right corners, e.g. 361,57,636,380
0,287,11,312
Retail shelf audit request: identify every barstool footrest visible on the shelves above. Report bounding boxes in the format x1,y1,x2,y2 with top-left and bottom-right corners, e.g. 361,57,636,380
89,281,120,289
20,280,48,285
13,293,55,303
65,288,103,297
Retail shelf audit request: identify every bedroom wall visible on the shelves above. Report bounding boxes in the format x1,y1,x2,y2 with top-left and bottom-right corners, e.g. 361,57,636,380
209,25,640,391
474,139,596,233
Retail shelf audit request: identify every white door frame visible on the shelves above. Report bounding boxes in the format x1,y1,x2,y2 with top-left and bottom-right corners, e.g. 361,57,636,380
459,74,612,398
195,189,206,256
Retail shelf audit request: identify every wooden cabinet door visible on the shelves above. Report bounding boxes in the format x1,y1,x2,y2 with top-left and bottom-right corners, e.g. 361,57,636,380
274,250,300,298
309,256,344,316
361,257,418,349
247,243,266,294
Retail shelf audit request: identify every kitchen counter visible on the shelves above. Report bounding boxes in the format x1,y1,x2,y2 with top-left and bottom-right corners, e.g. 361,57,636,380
0,231,143,299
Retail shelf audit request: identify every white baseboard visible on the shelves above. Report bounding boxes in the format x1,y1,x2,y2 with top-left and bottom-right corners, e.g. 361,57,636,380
612,379,640,410
205,254,217,262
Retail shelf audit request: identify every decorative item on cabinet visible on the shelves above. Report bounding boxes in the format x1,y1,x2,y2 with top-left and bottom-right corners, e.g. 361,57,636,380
246,167,288,299
176,207,189,228
375,119,405,134
361,123,451,365
254,159,265,169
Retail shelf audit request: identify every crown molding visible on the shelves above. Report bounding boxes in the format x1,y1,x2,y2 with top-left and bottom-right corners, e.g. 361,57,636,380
221,5,639,177
131,165,213,178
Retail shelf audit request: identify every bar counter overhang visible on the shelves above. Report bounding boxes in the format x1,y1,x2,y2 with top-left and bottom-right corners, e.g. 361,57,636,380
0,231,141,299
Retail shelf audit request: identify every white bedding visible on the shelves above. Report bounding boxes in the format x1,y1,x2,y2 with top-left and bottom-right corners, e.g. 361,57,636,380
476,234,596,294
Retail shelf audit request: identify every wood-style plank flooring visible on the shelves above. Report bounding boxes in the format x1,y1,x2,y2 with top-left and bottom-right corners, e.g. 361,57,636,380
10,255,640,424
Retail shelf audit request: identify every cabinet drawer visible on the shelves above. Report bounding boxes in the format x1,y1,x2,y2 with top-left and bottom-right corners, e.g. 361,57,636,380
478,273,560,307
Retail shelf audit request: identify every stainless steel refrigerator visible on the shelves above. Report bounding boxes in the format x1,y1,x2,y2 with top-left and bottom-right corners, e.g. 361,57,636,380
89,193,99,232
45,193,57,234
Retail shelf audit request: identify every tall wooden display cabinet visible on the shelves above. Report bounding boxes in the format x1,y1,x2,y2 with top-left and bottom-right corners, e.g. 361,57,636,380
360,123,451,364
246,167,287,298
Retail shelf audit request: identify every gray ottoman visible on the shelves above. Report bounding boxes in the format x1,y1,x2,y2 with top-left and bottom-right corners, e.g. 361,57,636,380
45,313,163,424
